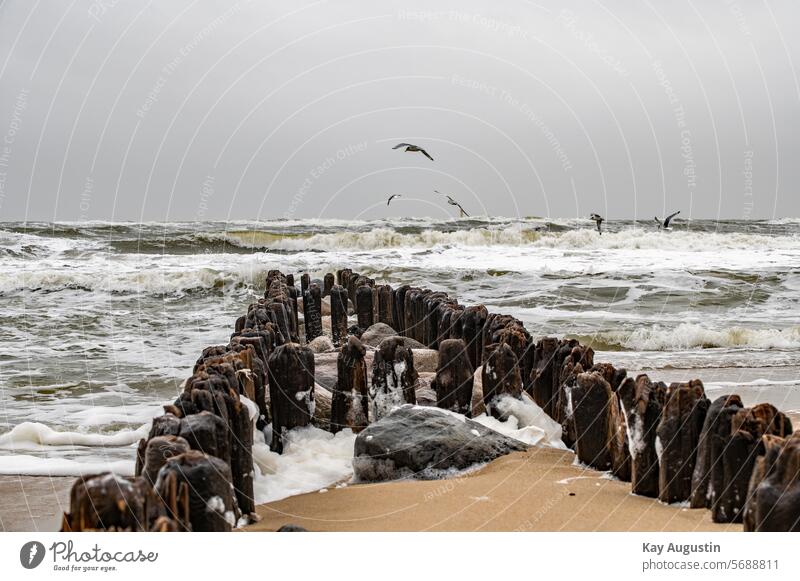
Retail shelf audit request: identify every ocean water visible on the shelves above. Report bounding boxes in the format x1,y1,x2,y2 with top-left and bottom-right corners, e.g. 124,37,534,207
1,217,799,491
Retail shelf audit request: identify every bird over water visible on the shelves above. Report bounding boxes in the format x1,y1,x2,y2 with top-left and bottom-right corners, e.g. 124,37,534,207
392,143,434,161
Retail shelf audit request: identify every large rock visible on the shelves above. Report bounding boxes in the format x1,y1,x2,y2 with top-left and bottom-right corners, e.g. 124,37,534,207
361,323,399,347
307,335,335,353
353,405,528,481
376,334,427,351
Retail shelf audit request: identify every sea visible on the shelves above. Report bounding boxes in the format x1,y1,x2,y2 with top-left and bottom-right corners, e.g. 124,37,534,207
1,217,799,502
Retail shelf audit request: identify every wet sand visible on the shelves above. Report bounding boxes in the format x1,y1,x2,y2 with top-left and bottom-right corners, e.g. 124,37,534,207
0,475,73,531
249,447,741,532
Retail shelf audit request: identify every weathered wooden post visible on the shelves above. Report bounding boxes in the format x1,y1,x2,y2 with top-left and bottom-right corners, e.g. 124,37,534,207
689,394,743,508
370,336,418,420
330,336,369,433
300,273,310,295
482,342,523,418
356,284,374,329
570,371,613,470
618,374,667,497
712,403,792,523
140,435,191,487
61,473,156,532
377,284,394,328
268,343,315,453
330,285,349,346
156,450,239,531
303,283,323,342
462,305,488,370
744,434,800,531
531,337,558,417
394,284,410,335
657,380,709,504
323,273,334,297
432,338,474,416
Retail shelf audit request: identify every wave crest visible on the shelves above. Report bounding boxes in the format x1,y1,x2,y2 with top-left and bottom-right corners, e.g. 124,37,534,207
594,323,800,351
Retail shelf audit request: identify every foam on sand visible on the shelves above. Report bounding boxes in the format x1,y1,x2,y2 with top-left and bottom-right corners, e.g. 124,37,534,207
0,422,149,451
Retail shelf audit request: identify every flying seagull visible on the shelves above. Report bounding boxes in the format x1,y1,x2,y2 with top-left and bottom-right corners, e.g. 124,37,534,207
590,213,604,235
392,143,434,161
435,190,470,217
655,210,681,230
387,194,401,206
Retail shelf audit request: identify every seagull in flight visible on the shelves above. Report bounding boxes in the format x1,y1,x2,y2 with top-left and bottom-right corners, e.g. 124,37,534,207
392,143,434,161
387,194,401,206
435,190,470,217
655,210,681,230
590,213,604,235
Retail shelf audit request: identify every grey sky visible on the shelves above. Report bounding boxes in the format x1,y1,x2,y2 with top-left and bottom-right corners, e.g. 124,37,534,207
0,0,798,221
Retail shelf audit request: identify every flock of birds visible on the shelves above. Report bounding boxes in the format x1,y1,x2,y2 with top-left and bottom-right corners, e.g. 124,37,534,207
590,210,681,234
388,142,470,217
389,142,681,232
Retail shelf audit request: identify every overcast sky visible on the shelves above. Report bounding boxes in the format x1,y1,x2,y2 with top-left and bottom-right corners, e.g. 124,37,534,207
1,0,798,221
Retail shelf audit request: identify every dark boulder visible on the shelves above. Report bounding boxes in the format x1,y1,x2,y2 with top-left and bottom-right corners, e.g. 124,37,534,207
361,322,399,347
353,405,528,481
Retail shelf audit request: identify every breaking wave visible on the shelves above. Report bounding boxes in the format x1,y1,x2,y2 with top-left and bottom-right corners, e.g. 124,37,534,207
210,227,800,253
595,323,800,351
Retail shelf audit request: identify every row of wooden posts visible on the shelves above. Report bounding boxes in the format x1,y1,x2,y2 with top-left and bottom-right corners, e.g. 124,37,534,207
60,268,799,531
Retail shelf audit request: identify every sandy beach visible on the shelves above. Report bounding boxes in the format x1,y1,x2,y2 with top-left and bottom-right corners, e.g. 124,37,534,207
0,476,72,532
249,447,740,532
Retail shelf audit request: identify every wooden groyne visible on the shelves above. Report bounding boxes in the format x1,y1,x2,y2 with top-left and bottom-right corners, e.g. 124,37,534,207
60,268,800,532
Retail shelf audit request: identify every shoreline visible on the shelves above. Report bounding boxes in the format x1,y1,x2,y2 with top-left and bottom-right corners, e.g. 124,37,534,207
248,447,740,532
